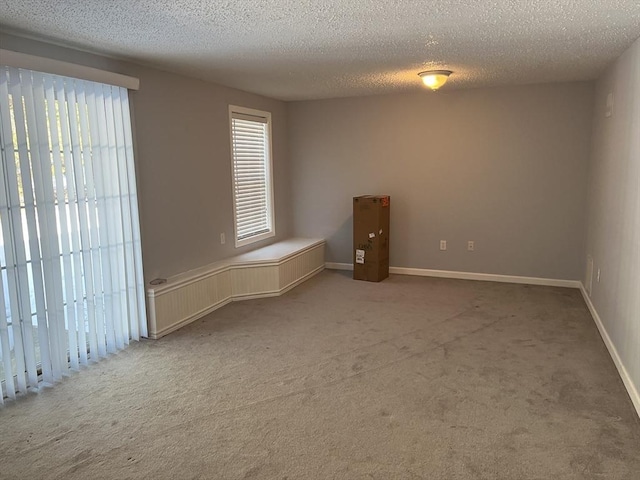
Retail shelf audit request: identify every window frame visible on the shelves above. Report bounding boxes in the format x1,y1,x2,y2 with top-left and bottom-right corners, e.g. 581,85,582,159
228,105,276,248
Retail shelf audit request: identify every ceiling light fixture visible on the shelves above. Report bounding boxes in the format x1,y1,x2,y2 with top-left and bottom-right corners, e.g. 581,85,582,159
418,70,452,91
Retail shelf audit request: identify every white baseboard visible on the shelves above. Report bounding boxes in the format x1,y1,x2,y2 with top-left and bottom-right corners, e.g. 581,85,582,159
325,262,581,288
147,239,325,338
149,298,233,339
390,266,581,288
325,261,638,417
231,264,325,302
325,262,354,271
579,284,640,418
150,265,326,339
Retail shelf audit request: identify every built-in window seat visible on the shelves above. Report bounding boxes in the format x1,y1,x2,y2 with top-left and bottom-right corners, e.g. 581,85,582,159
146,238,325,338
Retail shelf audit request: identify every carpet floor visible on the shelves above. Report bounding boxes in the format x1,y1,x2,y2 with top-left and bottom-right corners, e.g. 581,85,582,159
1,270,639,479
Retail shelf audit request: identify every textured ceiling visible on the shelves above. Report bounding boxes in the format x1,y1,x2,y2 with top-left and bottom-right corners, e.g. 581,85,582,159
1,1,639,100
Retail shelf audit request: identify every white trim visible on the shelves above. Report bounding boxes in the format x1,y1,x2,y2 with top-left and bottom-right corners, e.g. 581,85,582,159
147,239,325,338
0,49,139,90
323,261,638,417
148,239,325,296
325,263,580,288
390,267,581,288
325,262,353,271
148,264,324,339
229,105,275,248
149,298,233,339
231,264,325,302
280,263,325,294
579,284,640,418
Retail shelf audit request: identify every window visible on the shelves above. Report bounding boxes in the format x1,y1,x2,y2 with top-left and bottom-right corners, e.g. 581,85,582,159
0,65,146,403
229,106,275,247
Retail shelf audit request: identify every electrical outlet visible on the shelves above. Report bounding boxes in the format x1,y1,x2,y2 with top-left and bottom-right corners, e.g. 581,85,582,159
440,240,447,251
467,240,475,251
220,233,226,245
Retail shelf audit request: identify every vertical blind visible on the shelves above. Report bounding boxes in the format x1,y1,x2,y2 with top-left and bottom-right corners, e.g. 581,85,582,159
230,109,274,246
0,66,146,403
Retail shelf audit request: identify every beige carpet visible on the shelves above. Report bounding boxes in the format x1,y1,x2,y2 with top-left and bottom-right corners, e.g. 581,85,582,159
1,270,639,479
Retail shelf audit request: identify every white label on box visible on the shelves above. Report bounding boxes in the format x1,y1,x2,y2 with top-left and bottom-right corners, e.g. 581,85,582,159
369,232,375,238
356,257,365,264
355,249,365,258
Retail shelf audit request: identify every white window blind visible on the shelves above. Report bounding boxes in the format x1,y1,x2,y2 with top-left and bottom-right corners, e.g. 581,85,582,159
0,66,147,403
229,106,275,247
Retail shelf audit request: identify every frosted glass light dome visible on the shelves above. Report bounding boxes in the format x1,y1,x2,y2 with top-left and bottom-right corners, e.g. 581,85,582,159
418,70,452,91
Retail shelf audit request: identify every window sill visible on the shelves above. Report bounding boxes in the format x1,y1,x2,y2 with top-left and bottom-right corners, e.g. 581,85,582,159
235,229,275,248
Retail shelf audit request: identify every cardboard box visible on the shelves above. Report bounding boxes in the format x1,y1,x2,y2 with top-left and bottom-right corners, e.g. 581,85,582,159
353,195,390,282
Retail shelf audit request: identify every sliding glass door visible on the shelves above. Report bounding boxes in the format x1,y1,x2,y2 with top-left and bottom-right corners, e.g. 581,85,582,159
0,65,146,403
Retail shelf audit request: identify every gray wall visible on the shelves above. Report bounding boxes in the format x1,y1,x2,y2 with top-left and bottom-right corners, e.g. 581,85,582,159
288,83,594,279
1,34,292,282
585,37,640,405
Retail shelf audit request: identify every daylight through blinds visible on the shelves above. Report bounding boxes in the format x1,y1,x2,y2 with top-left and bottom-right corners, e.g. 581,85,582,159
230,109,273,244
0,66,146,402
